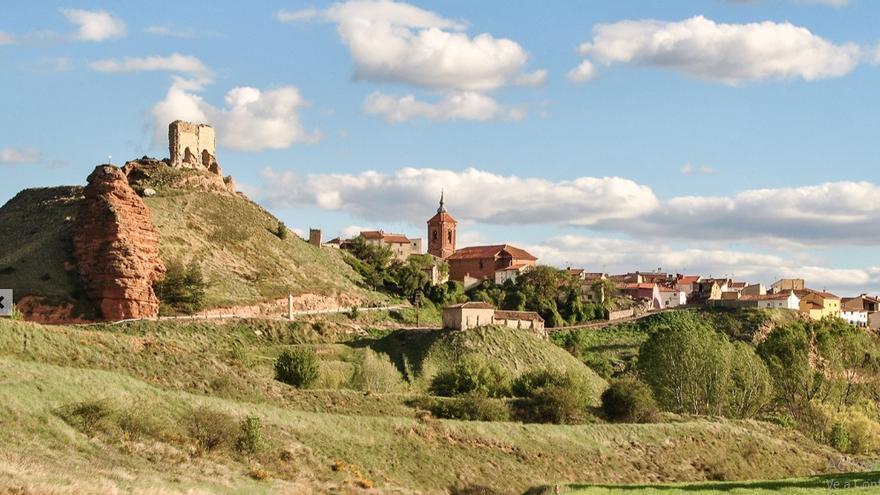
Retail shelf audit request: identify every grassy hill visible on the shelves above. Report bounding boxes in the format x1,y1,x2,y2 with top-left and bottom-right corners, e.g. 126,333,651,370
374,326,609,400
0,165,379,318
0,318,855,494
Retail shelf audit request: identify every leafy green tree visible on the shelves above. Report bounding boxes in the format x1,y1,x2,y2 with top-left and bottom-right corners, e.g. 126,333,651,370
757,323,822,420
601,378,660,423
429,355,511,398
274,348,320,389
154,258,208,315
727,341,774,419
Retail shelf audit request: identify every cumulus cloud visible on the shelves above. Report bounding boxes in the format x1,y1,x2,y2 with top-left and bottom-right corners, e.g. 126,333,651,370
567,60,598,83
363,91,524,122
257,166,659,225
144,25,218,38
0,147,41,165
90,53,211,80
60,9,126,42
279,0,544,91
151,80,321,151
600,181,880,246
679,163,717,175
529,235,880,294
574,16,860,84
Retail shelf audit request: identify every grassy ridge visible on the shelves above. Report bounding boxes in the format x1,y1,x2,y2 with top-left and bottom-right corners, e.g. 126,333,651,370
0,318,854,493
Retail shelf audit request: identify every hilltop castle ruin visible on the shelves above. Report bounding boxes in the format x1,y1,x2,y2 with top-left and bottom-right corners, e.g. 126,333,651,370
168,120,219,172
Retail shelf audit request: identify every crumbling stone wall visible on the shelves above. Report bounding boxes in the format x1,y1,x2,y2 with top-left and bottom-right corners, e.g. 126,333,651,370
72,165,166,320
169,120,216,169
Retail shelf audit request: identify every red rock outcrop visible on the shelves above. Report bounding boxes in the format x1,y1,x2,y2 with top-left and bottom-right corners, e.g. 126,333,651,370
72,165,166,320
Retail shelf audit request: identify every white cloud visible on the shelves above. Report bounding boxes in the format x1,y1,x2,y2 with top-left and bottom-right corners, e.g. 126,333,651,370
0,147,41,165
567,60,597,83
872,44,880,64
529,235,880,294
679,163,717,175
257,166,659,225
363,91,524,122
90,54,211,80
0,32,15,45
60,9,126,42
278,0,544,92
575,15,860,84
602,181,880,246
151,79,321,151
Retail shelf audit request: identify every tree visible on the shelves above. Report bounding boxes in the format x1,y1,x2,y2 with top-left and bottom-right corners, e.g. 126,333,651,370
275,348,320,388
601,378,660,423
429,355,511,398
726,341,773,419
757,323,821,420
154,258,208,315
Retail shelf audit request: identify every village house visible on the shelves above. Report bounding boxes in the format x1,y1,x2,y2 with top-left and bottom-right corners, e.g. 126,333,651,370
358,230,422,261
711,290,800,310
442,302,545,336
796,289,841,320
426,195,537,283
619,283,662,310
693,279,723,302
659,287,687,308
841,294,880,328
675,275,702,297
771,278,806,294
741,284,766,297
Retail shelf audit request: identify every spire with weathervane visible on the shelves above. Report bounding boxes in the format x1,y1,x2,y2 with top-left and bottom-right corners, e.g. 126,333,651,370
437,189,447,213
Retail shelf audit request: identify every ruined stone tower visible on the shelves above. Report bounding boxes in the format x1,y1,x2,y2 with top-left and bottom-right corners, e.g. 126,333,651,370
168,120,217,170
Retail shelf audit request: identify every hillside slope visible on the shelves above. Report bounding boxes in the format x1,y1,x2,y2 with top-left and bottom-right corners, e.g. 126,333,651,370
0,319,853,494
0,162,377,321
375,325,608,399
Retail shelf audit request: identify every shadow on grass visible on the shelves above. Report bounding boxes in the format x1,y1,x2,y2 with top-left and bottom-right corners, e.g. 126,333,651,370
527,471,880,494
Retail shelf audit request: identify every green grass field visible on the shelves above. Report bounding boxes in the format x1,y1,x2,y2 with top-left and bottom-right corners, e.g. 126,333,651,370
0,318,860,494
538,471,880,494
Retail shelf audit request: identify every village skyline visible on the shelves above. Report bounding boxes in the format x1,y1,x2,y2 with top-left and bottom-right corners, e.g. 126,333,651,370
2,0,880,294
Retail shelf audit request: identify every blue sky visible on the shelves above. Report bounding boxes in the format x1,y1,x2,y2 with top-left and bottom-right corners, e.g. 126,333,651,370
2,0,879,293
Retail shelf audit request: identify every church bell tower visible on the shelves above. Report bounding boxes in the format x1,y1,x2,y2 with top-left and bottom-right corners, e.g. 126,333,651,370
427,191,457,259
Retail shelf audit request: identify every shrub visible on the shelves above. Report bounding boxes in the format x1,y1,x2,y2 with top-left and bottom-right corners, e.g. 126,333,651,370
275,348,320,388
429,355,510,398
189,406,237,453
829,421,851,453
154,258,208,315
413,394,510,422
58,399,115,436
601,378,659,423
351,348,407,393
237,415,264,456
273,221,288,240
511,369,593,424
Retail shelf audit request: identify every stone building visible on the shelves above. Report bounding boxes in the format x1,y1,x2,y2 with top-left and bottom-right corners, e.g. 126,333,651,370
427,192,457,259
442,302,495,330
425,195,537,282
169,120,218,171
358,230,422,261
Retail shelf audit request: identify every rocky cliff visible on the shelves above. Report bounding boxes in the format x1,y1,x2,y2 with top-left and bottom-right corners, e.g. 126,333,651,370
72,165,166,320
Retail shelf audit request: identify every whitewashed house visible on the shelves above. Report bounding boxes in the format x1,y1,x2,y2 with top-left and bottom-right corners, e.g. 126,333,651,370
659,287,687,308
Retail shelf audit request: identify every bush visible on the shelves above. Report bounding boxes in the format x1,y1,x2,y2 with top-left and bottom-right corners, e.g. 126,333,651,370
189,406,237,453
275,348,320,388
273,221,288,240
237,415,264,456
429,355,510,398
511,369,593,424
351,348,407,393
154,258,208,315
414,393,510,422
601,378,659,423
829,421,851,453
58,399,115,436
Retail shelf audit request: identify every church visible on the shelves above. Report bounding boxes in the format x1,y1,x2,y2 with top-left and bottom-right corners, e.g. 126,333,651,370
426,194,537,285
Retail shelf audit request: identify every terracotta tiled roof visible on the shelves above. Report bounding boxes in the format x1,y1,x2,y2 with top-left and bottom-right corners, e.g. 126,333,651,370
359,231,412,244
494,310,544,322
677,275,701,284
446,244,537,261
795,288,840,300
729,282,748,289
567,268,584,275
620,283,657,290
427,211,457,224
444,301,495,310
360,230,383,240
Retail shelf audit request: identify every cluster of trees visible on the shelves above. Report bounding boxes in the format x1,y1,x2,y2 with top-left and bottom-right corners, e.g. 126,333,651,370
344,238,612,328
154,258,208,315
424,355,595,424
623,311,880,453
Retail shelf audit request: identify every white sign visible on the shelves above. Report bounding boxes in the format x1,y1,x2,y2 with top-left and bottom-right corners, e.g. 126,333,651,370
0,289,11,317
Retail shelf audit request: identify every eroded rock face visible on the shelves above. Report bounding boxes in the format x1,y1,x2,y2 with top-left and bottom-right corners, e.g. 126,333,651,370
72,165,166,320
